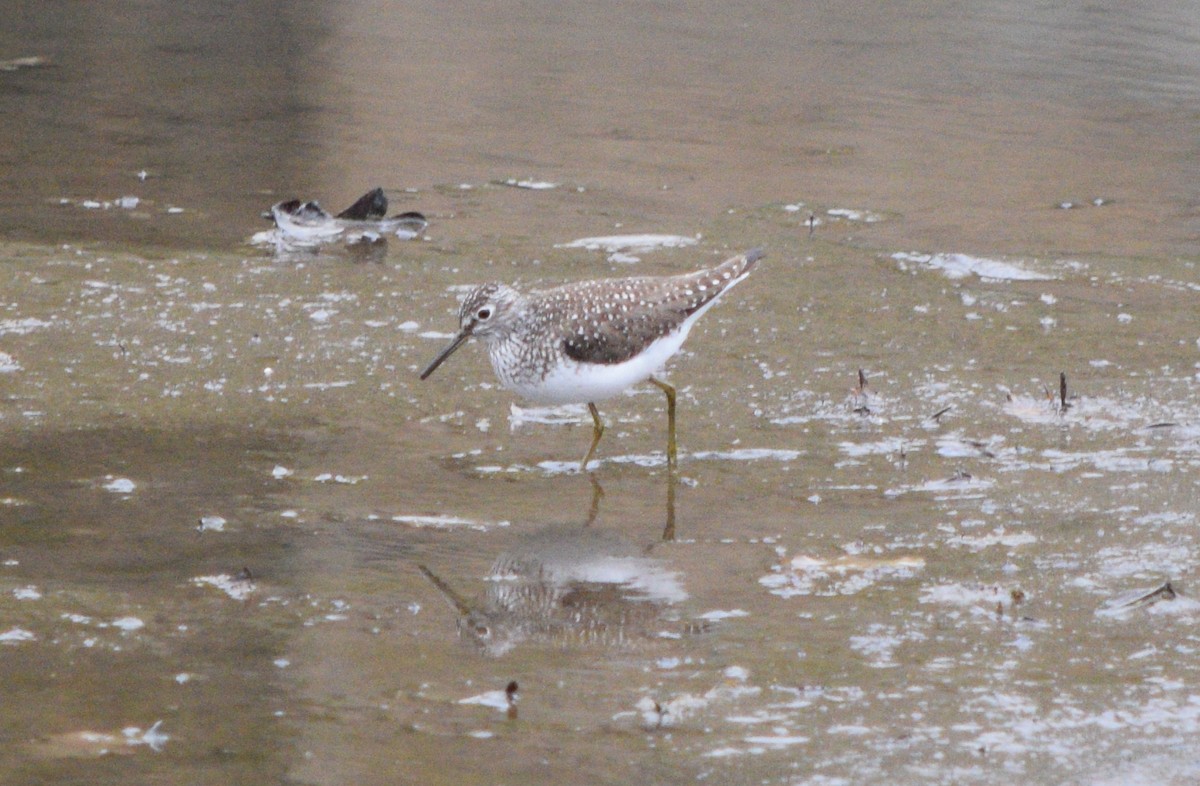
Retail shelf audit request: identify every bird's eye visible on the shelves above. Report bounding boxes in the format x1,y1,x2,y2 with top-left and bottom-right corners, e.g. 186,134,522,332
476,307,492,321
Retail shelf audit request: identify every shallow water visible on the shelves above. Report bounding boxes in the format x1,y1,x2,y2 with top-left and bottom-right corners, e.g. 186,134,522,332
3,3,1200,785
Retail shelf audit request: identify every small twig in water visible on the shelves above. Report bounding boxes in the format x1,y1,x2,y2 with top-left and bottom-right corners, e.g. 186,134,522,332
505,680,519,720
653,701,666,729
851,369,871,415
967,440,996,459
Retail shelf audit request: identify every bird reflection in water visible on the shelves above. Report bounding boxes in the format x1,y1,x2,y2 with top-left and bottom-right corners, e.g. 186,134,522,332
419,524,702,657
584,461,676,542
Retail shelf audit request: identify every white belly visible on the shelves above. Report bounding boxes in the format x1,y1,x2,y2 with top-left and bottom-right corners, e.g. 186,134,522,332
498,326,692,405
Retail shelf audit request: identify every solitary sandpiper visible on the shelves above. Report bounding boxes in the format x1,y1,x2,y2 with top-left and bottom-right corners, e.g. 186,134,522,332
420,248,763,470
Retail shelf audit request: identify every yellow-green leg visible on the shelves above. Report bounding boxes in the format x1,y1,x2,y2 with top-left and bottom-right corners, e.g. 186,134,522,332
580,402,605,471
649,376,677,470
586,472,605,527
662,467,676,542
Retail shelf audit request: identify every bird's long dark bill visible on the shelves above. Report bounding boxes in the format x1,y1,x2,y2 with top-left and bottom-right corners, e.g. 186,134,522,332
417,564,474,616
419,329,471,379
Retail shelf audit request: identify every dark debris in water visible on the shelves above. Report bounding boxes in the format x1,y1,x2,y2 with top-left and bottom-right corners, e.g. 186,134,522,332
1099,581,1180,617
254,187,428,250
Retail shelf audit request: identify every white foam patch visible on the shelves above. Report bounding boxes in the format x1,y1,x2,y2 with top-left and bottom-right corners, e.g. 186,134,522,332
933,432,1010,459
555,234,699,262
0,627,35,643
689,448,803,462
313,473,367,484
302,380,354,390
0,318,53,335
631,675,761,731
884,475,995,498
123,721,169,751
956,690,1200,762
723,711,793,725
849,623,927,667
827,207,883,223
484,447,800,475
946,529,1037,551
893,252,1055,281
392,514,509,531
191,574,255,601
919,582,1022,609
1000,394,1064,424
1076,756,1200,786
742,733,811,748
1001,392,1181,433
197,515,227,533
102,477,136,493
1042,448,1173,474
110,616,145,631
509,402,588,428
839,437,919,457
13,586,41,600
762,554,925,598
459,689,513,711
503,178,557,190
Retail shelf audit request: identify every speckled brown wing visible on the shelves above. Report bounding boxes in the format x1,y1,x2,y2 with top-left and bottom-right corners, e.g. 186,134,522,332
549,249,761,366
557,281,690,365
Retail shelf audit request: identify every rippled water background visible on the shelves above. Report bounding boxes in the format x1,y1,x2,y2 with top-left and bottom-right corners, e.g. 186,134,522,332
2,2,1199,784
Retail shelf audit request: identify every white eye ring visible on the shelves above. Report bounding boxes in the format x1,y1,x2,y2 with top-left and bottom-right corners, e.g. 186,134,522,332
477,307,492,320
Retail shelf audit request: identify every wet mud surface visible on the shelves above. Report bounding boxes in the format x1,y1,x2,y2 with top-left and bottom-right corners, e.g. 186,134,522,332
3,3,1200,785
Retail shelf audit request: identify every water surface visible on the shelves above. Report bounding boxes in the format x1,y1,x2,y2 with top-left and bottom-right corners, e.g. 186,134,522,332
2,2,1200,785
